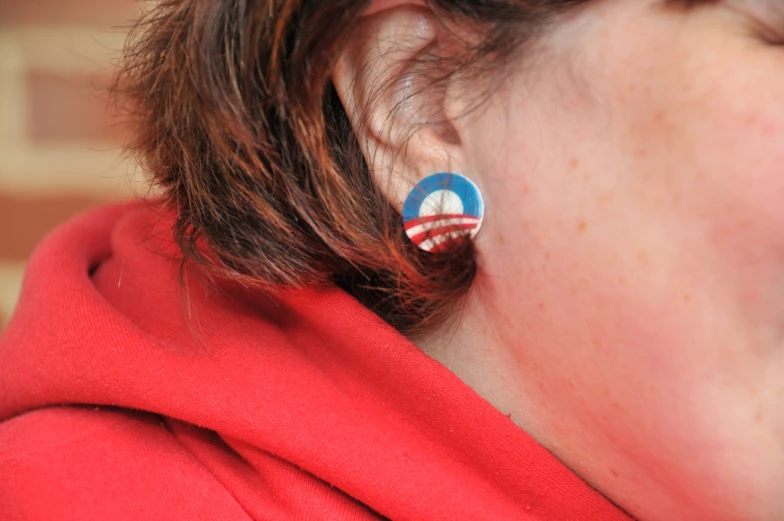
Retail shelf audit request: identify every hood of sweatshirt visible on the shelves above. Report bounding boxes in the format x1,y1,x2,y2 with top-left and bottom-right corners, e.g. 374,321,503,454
0,202,632,521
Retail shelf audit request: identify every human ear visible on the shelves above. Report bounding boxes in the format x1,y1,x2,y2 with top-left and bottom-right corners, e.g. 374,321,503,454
331,3,469,213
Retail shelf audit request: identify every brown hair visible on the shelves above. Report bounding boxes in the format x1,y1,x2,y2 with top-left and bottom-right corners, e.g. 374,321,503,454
116,0,704,336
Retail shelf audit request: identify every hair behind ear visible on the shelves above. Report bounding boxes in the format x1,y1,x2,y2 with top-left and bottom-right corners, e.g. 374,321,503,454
114,0,594,336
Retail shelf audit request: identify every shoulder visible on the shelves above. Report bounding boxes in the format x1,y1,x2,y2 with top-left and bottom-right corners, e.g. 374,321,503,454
0,406,249,521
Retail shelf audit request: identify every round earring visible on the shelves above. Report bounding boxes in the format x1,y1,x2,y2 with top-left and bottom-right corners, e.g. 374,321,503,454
402,172,485,253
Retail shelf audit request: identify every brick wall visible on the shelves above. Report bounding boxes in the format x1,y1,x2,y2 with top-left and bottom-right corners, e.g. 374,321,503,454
0,1,143,328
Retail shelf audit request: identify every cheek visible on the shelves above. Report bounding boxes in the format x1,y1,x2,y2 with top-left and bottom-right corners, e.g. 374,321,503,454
602,37,784,329
690,108,784,321
469,39,784,510
462,8,784,514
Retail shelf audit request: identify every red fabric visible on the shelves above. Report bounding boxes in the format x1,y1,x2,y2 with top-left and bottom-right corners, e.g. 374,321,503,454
0,202,633,520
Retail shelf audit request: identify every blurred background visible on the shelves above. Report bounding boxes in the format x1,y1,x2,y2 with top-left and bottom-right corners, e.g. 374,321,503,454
0,1,144,328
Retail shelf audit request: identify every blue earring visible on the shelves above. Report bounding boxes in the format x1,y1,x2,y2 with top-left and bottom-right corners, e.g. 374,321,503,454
402,172,485,252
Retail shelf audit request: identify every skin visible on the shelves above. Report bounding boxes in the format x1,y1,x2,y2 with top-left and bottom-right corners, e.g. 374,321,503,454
334,0,784,519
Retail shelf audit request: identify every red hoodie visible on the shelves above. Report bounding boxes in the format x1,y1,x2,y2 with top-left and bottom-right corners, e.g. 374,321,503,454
0,202,632,520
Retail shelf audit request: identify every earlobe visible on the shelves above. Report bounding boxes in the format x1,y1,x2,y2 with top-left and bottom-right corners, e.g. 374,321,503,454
331,3,469,213
403,172,485,253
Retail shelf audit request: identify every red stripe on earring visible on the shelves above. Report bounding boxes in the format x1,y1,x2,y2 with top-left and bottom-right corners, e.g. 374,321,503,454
404,214,479,230
410,223,478,246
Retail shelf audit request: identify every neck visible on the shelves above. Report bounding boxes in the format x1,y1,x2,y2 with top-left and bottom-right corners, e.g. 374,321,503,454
413,295,527,428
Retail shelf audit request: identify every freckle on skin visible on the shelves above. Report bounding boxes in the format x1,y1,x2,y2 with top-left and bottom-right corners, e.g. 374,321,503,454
569,157,580,169
577,220,588,233
682,292,692,303
498,234,504,245
743,112,758,127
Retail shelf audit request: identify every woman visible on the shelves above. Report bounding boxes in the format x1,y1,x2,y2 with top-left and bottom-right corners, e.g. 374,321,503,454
1,0,782,519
